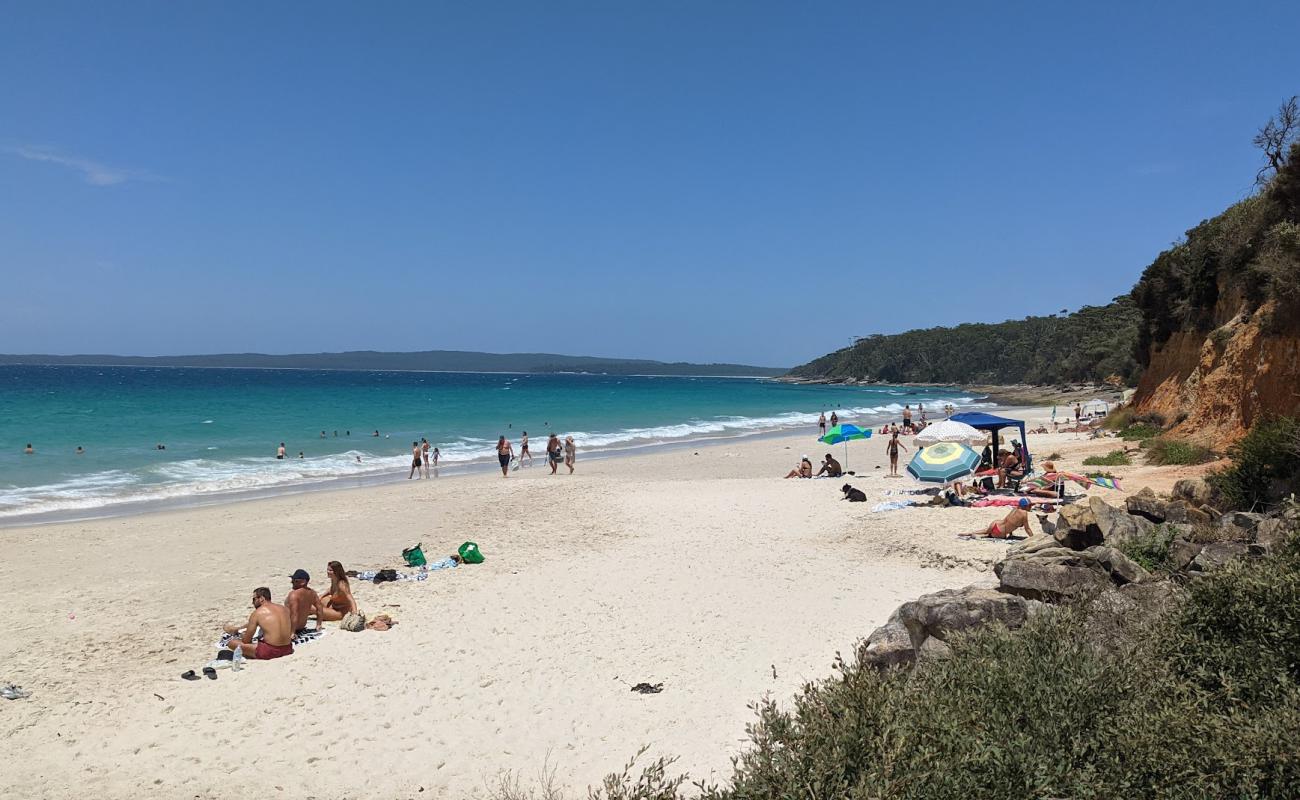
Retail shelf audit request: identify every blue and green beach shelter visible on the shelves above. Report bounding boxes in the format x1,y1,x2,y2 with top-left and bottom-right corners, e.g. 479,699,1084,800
819,423,871,468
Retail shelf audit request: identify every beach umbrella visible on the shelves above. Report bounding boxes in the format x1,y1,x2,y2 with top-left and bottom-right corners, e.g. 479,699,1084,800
819,423,872,468
907,441,981,484
913,419,985,448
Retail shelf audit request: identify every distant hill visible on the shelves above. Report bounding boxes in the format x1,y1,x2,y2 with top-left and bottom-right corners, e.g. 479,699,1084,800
786,298,1142,386
0,349,787,377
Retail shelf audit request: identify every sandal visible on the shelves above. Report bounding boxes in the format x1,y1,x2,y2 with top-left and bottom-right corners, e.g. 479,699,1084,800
181,670,201,681
202,667,217,680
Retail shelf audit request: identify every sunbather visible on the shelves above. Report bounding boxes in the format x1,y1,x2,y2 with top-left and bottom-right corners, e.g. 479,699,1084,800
286,569,325,633
784,456,813,479
318,560,357,622
961,498,1034,539
223,587,295,659
816,453,843,478
996,451,1023,488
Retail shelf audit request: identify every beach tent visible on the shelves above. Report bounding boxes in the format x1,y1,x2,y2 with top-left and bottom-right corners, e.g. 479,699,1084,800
950,411,1031,472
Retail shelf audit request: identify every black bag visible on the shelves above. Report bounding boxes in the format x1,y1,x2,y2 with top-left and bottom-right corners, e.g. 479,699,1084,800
980,477,995,492
373,568,399,584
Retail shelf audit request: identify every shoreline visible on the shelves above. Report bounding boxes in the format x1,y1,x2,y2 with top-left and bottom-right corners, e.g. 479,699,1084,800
0,397,1000,528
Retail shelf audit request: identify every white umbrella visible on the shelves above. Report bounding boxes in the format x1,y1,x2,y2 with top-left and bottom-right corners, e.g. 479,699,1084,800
913,419,985,448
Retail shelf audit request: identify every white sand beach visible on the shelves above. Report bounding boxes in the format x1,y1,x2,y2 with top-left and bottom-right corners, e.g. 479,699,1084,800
0,409,1183,799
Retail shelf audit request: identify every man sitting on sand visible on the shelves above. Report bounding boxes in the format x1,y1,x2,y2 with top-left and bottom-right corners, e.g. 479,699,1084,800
784,455,813,479
223,587,295,659
286,568,325,633
960,498,1035,539
816,453,843,478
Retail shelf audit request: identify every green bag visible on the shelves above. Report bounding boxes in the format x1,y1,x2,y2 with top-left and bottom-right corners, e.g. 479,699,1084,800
402,543,427,567
457,541,484,564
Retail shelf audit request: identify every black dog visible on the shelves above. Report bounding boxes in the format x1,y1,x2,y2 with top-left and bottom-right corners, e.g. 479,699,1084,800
841,483,867,502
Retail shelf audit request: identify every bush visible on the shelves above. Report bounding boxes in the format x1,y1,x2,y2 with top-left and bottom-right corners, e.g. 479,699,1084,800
1210,416,1300,511
1120,422,1163,441
1143,437,1215,466
1103,407,1135,431
1083,450,1132,467
1118,524,1178,572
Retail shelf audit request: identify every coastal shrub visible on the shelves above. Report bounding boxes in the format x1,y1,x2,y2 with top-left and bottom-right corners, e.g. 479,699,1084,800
1209,416,1300,510
1103,407,1134,431
1118,524,1178,573
1046,451,1063,461
1083,449,1131,467
1143,437,1215,465
1086,470,1117,480
1120,422,1163,441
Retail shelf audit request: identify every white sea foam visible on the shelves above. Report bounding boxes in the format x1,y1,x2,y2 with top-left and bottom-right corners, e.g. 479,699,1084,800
0,394,989,520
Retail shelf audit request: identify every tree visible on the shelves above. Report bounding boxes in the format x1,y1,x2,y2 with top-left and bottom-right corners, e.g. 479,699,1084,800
1253,95,1299,185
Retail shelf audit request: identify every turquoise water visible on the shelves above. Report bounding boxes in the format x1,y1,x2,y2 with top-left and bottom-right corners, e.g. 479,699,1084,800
0,365,984,520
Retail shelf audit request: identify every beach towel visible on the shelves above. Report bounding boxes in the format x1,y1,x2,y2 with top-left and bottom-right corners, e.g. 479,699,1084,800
1089,476,1123,491
354,558,458,583
216,627,325,652
971,497,1058,508
870,500,919,513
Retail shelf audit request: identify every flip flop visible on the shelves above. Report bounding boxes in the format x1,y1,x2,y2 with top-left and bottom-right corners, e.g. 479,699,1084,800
202,667,217,680
181,670,200,681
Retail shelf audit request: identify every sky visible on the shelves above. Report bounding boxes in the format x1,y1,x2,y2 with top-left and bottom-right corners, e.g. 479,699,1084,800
2,2,1298,368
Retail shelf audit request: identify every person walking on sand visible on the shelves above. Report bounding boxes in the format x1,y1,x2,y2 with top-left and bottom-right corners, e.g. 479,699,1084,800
432,446,440,468
564,435,576,474
1075,403,1082,422
421,438,431,478
519,431,533,466
409,441,423,479
887,432,907,476
903,405,913,431
496,435,514,477
818,412,827,436
830,411,839,428
223,587,294,660
546,433,563,475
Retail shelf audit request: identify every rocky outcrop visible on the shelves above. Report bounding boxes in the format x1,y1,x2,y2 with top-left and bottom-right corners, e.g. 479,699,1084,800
995,545,1149,602
861,584,1044,669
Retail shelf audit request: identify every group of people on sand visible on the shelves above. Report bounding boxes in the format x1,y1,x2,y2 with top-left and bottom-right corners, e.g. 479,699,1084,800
409,438,441,479
222,563,358,661
785,452,844,479
495,431,576,477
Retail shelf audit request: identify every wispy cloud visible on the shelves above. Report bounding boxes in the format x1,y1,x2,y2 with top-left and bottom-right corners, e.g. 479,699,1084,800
3,144,165,186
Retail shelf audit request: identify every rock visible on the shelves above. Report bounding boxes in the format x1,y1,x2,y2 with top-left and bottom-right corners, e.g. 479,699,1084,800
1168,537,1203,572
1213,511,1265,543
996,551,1112,602
1015,534,1065,555
1088,496,1149,547
861,613,915,669
1164,500,1211,526
1172,477,1213,506
1190,541,1251,572
1126,488,1169,523
1252,518,1289,555
895,586,1038,644
1087,546,1151,585
1054,503,1104,550
917,636,952,660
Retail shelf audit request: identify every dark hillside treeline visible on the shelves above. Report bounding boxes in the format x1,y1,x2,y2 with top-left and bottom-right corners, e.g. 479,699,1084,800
788,297,1141,385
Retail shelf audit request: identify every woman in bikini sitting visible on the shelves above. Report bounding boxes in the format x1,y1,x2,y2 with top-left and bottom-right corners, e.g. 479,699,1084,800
318,561,357,622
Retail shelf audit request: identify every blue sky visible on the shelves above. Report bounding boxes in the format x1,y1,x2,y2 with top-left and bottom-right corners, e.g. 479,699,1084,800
2,2,1297,367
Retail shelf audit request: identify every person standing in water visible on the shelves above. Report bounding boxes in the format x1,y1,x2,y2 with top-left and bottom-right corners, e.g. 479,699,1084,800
830,411,839,428
886,432,908,476
519,431,532,466
409,441,423,479
421,438,431,478
432,447,440,468
277,442,286,460
496,436,514,477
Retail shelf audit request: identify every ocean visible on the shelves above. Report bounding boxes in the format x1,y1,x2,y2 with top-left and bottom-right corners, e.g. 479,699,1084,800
0,365,987,522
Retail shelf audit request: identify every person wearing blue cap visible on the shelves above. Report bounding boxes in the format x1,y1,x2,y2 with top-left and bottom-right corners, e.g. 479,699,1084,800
285,568,325,633
960,497,1035,540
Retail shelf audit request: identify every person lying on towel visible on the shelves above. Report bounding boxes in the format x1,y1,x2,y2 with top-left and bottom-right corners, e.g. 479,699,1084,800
961,498,1035,540
222,587,295,660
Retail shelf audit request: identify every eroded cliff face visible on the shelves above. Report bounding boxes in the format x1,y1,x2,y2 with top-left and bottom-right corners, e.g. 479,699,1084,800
1134,302,1300,444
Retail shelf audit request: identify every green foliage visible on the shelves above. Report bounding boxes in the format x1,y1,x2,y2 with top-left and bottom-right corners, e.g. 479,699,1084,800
1102,407,1134,430
1210,416,1300,511
1120,422,1163,441
1143,438,1215,466
787,296,1142,385
1119,524,1178,573
1083,449,1131,466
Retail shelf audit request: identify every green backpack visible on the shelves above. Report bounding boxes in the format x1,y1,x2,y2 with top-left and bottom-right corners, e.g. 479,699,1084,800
457,541,484,564
402,543,427,567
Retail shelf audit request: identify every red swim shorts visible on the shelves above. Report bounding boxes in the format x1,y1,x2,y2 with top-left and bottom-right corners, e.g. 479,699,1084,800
255,640,294,660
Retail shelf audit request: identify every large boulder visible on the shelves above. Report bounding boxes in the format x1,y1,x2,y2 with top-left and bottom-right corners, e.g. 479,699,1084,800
1126,488,1169,523
996,550,1112,602
1252,517,1293,555
1088,496,1152,548
1164,499,1212,526
861,585,1043,669
1087,546,1151,585
1168,537,1204,572
1190,541,1251,572
1054,503,1104,549
1172,477,1213,507
1216,511,1266,542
